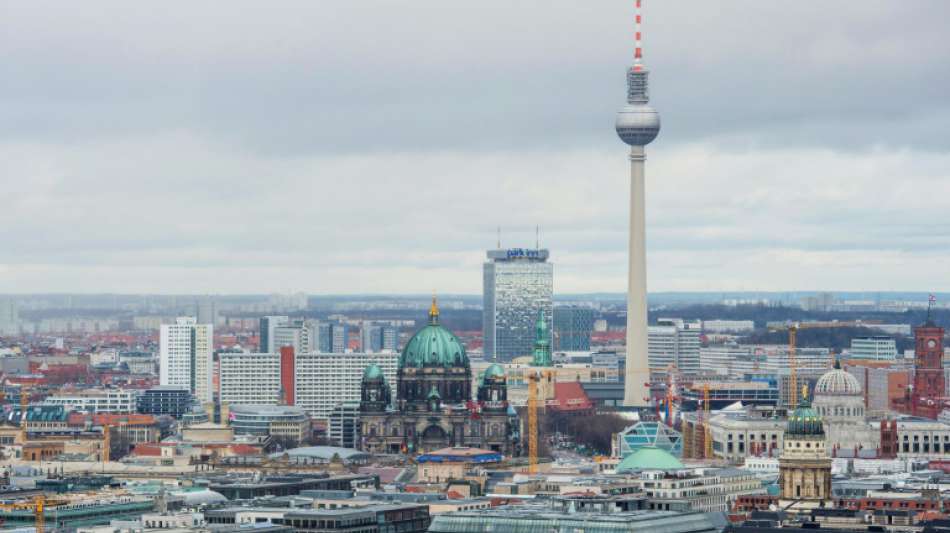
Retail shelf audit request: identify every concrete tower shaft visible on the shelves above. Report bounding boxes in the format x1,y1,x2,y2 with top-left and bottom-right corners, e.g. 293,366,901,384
617,0,661,408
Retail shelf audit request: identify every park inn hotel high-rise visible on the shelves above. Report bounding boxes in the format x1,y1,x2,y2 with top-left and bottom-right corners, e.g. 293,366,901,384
482,248,553,361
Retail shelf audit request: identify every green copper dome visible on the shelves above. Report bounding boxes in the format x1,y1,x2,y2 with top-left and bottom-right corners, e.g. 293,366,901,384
616,446,684,473
363,363,384,380
482,363,506,384
787,399,825,437
399,297,470,369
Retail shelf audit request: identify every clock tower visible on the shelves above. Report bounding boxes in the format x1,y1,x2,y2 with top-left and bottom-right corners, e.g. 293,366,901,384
912,315,945,420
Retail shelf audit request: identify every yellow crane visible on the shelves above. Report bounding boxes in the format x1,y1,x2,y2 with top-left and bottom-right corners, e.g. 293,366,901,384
769,320,878,406
0,495,61,533
527,372,539,474
703,383,713,459
526,369,553,475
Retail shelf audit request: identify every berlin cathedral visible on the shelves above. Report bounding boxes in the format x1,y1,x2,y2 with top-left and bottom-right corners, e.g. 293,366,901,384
358,299,518,454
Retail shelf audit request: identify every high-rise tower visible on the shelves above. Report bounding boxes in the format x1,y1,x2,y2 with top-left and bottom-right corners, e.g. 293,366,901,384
616,0,661,407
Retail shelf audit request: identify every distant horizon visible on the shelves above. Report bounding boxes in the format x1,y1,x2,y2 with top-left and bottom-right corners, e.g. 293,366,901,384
2,290,947,299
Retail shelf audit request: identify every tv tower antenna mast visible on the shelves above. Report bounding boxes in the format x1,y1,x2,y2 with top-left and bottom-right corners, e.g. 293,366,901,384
617,0,661,408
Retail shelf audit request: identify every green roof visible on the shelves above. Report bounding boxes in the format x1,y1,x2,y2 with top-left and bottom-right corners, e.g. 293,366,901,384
482,363,506,384
400,323,469,369
362,363,384,380
616,446,684,473
787,400,824,437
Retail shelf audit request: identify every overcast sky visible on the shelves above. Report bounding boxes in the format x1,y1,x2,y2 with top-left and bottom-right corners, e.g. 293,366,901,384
2,1,950,295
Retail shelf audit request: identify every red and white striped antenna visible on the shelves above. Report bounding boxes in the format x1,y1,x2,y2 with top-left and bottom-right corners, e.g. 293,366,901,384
634,0,644,71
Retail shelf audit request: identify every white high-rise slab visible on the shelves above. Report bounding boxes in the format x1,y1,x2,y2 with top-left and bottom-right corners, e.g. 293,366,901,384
160,316,213,403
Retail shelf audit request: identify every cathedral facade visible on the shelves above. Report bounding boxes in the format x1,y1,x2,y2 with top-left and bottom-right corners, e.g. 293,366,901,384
358,299,517,455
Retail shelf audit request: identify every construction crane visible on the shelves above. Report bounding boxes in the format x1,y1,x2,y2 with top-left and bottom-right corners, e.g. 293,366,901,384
702,383,713,459
0,495,57,533
769,320,878,406
661,365,681,427
526,369,553,475
527,371,539,474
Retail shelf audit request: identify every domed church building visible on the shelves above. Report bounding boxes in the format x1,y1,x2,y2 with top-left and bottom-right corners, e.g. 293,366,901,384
812,361,880,454
778,386,833,514
358,298,516,455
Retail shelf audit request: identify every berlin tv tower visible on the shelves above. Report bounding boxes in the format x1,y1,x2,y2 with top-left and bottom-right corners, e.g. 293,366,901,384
616,0,661,407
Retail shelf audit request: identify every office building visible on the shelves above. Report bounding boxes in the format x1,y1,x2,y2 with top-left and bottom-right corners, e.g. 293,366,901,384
42,389,139,414
0,297,18,335
702,320,755,333
137,386,194,418
220,352,284,406
196,297,218,326
317,322,349,353
849,337,897,361
159,317,213,403
259,316,289,353
218,350,398,422
553,306,595,351
228,404,310,444
482,248,553,360
273,319,317,354
328,402,361,449
430,508,722,533
648,319,701,376
361,322,398,353
844,361,910,413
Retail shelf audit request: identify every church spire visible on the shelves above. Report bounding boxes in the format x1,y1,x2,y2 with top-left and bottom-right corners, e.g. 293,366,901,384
532,309,551,367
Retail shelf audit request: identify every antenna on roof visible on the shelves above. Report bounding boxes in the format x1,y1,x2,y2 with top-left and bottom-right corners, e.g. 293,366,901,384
536,225,540,250
497,226,502,249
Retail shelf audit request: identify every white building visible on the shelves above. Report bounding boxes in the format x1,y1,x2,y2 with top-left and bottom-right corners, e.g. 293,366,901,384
328,402,361,448
218,351,399,422
219,353,283,406
0,298,19,335
273,321,317,354
42,389,139,413
848,337,897,361
648,318,701,376
702,320,755,334
160,317,213,403
90,349,119,367
259,315,289,353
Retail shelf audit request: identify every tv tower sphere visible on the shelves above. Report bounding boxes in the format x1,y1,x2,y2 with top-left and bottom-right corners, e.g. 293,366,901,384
615,69,660,146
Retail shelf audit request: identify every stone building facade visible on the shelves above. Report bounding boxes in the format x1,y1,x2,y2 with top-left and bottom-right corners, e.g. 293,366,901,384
778,387,833,514
359,300,516,455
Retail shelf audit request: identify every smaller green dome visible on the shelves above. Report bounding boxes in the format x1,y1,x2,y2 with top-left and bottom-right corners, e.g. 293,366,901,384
363,364,384,380
787,400,824,437
616,446,684,473
483,363,506,384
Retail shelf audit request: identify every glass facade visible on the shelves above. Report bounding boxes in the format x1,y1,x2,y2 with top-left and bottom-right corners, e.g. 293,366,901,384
616,421,683,458
482,249,553,361
553,306,595,351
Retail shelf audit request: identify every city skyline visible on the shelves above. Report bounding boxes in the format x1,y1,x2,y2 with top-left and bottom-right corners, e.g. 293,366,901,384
3,1,950,294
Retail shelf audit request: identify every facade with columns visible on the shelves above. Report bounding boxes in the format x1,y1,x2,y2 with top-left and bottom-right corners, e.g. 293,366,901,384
778,388,833,513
